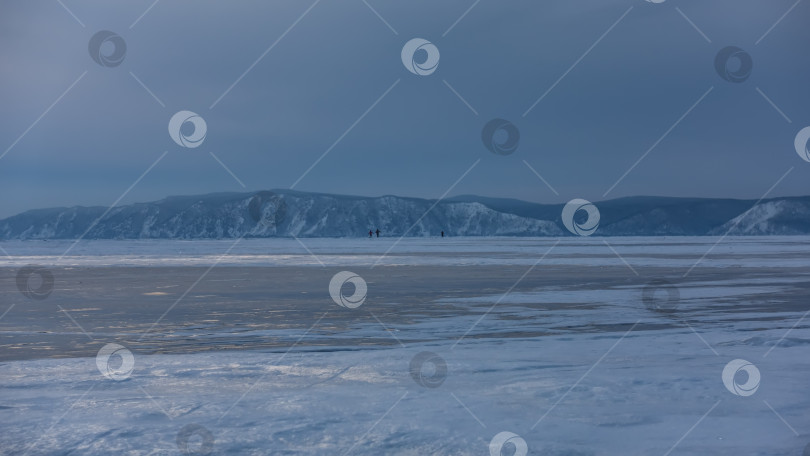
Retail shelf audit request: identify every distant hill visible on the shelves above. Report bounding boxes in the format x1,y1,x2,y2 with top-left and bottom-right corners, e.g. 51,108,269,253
0,190,808,239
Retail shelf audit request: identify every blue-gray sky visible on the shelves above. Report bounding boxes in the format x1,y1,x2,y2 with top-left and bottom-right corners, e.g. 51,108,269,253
1,0,808,218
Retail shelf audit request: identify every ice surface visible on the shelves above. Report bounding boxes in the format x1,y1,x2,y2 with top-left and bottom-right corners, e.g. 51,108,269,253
1,236,810,268
1,237,809,455
3,328,809,455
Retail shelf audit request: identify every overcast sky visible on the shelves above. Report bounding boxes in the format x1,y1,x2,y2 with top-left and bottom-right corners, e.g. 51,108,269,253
1,0,808,218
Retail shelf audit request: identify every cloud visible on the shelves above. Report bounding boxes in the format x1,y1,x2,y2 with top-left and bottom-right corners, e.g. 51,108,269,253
0,0,808,218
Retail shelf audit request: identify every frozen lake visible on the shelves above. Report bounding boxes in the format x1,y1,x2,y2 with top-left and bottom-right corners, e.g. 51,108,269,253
1,237,809,455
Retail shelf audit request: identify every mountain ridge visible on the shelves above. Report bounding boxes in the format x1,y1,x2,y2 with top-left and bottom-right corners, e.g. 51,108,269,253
1,190,809,239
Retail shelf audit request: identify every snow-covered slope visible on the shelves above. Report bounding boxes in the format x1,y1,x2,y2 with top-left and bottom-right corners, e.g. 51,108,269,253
710,199,810,235
0,191,808,239
0,191,563,239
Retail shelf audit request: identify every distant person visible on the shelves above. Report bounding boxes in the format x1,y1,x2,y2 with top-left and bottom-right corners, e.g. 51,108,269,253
368,230,373,238
375,229,380,238
441,231,444,237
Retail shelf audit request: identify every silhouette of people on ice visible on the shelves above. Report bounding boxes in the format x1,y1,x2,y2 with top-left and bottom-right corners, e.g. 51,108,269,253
441,231,444,237
368,230,373,238
375,229,380,237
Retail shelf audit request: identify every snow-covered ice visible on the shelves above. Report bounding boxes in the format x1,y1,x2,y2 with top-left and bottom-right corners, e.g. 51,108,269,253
1,237,809,455
1,236,809,268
